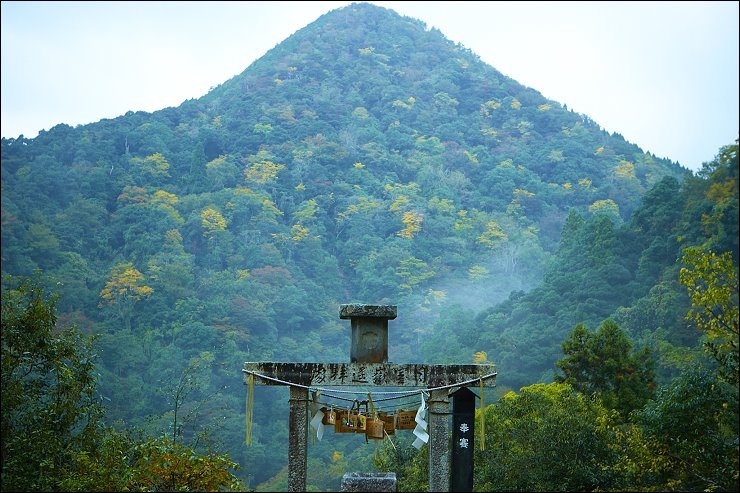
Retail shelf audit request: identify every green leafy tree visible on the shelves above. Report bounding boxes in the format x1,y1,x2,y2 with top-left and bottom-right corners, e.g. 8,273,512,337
1,275,243,491
166,351,215,445
147,229,195,303
1,274,104,491
695,141,739,256
634,366,739,491
679,246,739,385
126,435,243,492
25,220,61,268
475,382,619,491
373,440,428,492
555,319,656,418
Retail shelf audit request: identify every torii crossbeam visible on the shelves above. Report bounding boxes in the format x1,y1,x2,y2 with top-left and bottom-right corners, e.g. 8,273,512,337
243,304,496,492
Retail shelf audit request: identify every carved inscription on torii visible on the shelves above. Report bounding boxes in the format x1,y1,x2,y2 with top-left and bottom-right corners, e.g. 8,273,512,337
245,362,493,388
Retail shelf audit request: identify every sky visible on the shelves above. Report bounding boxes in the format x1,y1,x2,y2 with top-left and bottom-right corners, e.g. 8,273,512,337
1,1,738,172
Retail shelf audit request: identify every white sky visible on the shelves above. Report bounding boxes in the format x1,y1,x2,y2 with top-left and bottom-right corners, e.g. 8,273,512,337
1,1,738,171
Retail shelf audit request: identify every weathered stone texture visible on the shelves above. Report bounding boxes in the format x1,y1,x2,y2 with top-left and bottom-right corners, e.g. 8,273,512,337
288,386,308,492
428,389,450,492
339,304,397,319
244,362,497,387
341,472,398,492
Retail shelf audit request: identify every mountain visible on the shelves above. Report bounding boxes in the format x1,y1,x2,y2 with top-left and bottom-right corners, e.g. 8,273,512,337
1,2,708,489
2,2,686,312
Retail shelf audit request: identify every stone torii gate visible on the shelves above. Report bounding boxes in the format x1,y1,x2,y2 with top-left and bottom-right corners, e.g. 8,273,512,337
243,304,496,492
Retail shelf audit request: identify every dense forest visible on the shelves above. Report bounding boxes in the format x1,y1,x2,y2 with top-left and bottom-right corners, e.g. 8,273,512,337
2,3,738,491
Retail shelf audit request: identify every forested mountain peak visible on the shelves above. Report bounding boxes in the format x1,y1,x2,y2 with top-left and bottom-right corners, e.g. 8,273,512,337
1,0,690,374
0,0,696,377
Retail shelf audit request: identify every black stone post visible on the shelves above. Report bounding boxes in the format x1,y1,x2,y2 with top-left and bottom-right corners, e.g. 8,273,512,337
450,387,475,492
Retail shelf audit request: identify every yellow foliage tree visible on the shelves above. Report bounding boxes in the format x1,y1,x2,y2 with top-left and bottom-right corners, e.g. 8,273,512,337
396,256,434,293
464,150,479,164
152,190,183,225
390,96,415,110
397,211,423,239
614,159,636,179
337,196,382,222
485,99,502,110
243,150,285,185
473,351,489,364
152,190,179,205
477,221,508,248
201,207,227,238
99,262,153,331
290,224,310,242
137,152,171,177
206,155,228,169
468,265,489,280
706,180,737,204
426,288,447,304
292,199,319,223
259,198,284,223
589,199,622,223
389,195,411,213
419,288,447,314
454,209,473,232
244,160,285,184
427,197,455,214
507,188,535,218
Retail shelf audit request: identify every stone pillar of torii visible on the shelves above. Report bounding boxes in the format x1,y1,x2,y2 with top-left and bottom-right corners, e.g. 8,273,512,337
243,304,496,492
